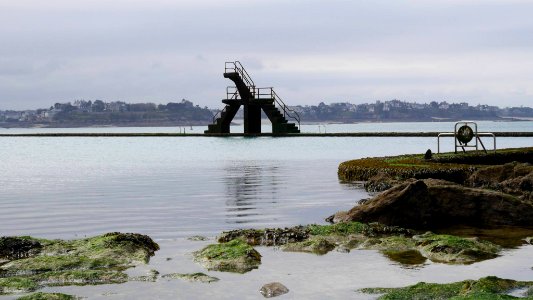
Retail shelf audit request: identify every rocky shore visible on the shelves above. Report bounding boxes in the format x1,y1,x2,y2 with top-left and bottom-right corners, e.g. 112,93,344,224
335,147,533,229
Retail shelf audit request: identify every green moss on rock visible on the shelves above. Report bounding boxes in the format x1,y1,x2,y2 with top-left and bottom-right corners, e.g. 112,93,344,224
338,147,533,188
282,237,336,255
0,277,39,295
31,270,128,286
16,292,77,300
0,232,158,295
414,233,501,264
360,276,533,299
194,239,261,273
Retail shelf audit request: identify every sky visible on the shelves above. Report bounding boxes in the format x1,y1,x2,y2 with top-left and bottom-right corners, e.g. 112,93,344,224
1,0,533,110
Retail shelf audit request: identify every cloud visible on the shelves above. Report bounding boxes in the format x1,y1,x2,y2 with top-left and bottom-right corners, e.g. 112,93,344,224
0,0,532,109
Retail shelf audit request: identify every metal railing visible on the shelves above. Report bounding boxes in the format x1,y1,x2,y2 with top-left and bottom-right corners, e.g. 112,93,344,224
226,86,240,100
225,61,255,91
271,89,301,130
212,105,228,124
221,61,300,130
437,132,496,153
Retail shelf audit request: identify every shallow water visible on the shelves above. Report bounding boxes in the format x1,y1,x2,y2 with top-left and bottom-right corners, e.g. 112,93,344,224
0,122,532,299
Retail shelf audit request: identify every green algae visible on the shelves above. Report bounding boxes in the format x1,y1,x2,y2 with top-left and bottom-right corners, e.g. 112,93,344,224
31,270,128,286
0,277,38,295
414,233,501,264
194,239,261,273
16,292,77,300
338,147,533,184
214,222,501,265
2,255,123,276
282,237,336,255
0,232,159,295
308,222,369,236
360,276,533,299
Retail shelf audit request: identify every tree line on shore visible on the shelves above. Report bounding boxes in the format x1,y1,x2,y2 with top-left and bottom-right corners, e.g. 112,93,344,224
1,99,532,127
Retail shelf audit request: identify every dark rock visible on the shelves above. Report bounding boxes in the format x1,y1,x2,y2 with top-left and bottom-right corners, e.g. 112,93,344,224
218,226,309,246
334,179,533,229
424,149,432,160
363,172,406,193
466,162,533,200
0,237,42,260
260,282,289,298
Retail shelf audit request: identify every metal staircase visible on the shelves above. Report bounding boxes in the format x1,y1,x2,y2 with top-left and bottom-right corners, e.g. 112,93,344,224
205,61,300,134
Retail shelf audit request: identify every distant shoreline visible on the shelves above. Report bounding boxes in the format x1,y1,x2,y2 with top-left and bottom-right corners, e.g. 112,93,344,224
1,117,532,129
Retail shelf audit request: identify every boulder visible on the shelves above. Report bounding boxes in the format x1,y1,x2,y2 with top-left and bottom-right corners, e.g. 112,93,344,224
334,179,533,229
193,239,261,273
360,276,533,299
466,162,533,200
0,237,42,260
260,282,289,298
0,233,159,295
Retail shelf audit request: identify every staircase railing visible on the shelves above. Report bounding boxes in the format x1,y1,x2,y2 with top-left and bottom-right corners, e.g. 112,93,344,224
225,61,255,90
222,61,301,131
226,86,240,100
272,90,301,130
212,104,231,124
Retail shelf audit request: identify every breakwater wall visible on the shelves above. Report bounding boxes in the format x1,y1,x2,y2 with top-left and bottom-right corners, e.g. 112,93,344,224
0,132,532,137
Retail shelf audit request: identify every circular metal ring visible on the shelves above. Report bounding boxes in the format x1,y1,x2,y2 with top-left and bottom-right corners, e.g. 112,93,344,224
457,125,474,144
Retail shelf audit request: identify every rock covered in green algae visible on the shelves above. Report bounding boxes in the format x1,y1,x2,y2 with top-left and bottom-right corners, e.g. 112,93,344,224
162,272,219,283
0,233,159,295
215,222,501,265
414,232,501,264
16,292,77,300
360,276,533,299
0,277,38,295
218,226,310,246
194,239,261,273
281,237,336,255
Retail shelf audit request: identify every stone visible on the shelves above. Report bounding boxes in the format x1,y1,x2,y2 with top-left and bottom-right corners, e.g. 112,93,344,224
193,239,261,273
0,237,42,260
360,276,533,299
334,179,533,229
162,272,219,283
424,149,432,160
260,282,289,298
0,233,159,295
218,226,309,246
16,292,77,300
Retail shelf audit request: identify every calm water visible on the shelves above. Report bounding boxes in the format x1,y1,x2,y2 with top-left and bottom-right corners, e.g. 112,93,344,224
0,122,532,299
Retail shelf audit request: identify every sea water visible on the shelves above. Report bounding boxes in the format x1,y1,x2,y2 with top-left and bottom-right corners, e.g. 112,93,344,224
0,122,532,299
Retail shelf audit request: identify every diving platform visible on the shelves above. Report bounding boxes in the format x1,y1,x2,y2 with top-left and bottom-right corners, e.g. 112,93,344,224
205,61,301,135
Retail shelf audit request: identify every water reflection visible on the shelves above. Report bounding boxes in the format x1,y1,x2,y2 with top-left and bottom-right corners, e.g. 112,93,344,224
223,162,281,224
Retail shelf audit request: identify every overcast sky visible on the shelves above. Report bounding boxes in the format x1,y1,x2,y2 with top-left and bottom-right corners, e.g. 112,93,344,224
1,0,532,110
